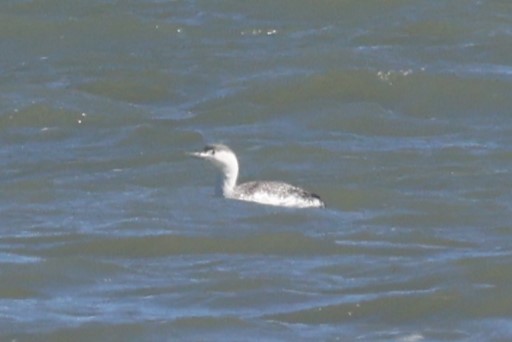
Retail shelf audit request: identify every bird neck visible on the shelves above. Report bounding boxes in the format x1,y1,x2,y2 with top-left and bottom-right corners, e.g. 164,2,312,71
215,161,239,197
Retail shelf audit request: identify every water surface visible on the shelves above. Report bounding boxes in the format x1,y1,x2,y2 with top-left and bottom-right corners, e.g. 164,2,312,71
1,1,512,341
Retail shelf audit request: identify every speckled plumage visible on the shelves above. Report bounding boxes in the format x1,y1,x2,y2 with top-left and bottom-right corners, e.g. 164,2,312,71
190,144,325,208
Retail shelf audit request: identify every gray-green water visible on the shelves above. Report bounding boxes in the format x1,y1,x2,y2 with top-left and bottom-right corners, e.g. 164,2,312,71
2,1,512,341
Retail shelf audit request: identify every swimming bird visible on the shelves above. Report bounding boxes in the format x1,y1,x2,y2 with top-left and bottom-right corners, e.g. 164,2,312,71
189,144,325,208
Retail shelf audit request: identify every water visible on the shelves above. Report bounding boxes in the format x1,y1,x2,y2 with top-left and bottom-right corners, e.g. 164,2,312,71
1,0,512,340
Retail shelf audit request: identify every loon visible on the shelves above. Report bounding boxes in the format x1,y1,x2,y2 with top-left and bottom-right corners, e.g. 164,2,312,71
189,144,325,208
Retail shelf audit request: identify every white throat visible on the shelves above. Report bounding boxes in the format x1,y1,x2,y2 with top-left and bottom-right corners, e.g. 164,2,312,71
213,154,239,197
